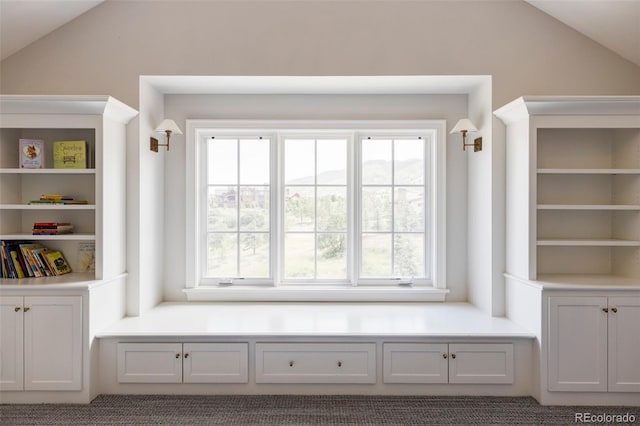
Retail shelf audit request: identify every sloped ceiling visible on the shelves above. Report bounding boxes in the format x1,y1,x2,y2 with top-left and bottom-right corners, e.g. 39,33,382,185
0,0,103,61
1,0,639,66
526,0,640,67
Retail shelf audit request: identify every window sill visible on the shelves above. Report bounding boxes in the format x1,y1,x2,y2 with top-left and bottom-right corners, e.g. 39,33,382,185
183,286,448,302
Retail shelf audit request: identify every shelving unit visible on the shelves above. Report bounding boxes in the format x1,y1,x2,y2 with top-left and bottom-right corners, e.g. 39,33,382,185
0,95,138,284
495,96,640,287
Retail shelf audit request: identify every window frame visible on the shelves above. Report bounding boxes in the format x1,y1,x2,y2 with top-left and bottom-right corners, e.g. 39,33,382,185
185,120,447,302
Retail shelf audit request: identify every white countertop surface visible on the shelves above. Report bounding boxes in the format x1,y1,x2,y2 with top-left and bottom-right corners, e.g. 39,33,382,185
97,302,535,338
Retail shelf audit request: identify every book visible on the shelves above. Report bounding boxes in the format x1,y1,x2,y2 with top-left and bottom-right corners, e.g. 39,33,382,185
45,250,72,275
77,242,95,273
29,199,88,205
8,246,26,278
19,243,45,277
32,247,54,276
19,139,45,169
32,222,74,235
0,241,72,278
33,222,69,227
53,140,88,169
40,194,74,201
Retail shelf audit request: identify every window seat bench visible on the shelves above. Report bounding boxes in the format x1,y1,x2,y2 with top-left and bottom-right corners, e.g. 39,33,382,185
95,303,535,397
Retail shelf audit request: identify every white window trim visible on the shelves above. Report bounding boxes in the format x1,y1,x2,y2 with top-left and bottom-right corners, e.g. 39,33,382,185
184,120,447,302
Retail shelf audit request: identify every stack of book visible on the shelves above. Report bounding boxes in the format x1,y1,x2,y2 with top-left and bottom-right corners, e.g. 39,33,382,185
0,241,72,278
28,194,88,205
32,222,74,235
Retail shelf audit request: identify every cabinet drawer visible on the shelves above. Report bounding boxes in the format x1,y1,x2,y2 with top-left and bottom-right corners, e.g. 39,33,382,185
183,343,248,384
383,343,448,383
117,343,182,383
255,343,376,384
449,343,514,384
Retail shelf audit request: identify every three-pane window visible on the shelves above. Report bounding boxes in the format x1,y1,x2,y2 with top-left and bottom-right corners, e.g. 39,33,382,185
190,122,443,291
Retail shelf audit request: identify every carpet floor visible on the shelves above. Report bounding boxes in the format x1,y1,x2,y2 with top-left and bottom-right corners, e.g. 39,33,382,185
1,395,639,425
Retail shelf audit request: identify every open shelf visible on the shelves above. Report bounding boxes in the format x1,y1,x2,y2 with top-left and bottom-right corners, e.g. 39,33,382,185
537,169,640,175
0,204,96,210
537,204,640,210
537,239,640,247
0,96,138,282
0,168,96,174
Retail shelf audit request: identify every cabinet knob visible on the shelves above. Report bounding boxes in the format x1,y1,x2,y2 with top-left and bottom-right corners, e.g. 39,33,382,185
184,353,189,358
611,307,618,313
602,307,609,313
24,307,30,312
176,353,180,359
442,353,447,359
451,353,456,359
289,361,294,367
14,307,21,312
337,361,343,367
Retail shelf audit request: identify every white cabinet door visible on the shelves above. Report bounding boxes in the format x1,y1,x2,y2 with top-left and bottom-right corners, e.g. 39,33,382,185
23,296,82,391
383,343,448,384
117,343,183,383
448,343,514,384
608,297,640,392
548,296,608,392
0,296,24,391
183,343,248,383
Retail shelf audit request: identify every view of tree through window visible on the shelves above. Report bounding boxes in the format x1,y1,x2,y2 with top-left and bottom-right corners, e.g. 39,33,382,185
361,137,425,278
202,130,430,285
284,138,347,280
206,137,270,278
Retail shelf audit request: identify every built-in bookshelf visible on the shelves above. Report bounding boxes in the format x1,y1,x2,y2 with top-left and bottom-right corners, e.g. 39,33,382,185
0,96,138,283
496,97,640,287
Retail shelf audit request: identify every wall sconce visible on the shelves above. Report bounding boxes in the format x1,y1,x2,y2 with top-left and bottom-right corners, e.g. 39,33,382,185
150,119,183,152
450,118,482,152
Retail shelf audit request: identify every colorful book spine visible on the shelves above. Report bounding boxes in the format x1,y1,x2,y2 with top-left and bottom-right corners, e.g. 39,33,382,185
0,241,73,278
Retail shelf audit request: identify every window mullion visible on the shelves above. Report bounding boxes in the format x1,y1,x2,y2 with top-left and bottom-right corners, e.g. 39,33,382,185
391,138,395,277
313,139,318,280
274,133,282,287
350,133,358,287
236,141,241,278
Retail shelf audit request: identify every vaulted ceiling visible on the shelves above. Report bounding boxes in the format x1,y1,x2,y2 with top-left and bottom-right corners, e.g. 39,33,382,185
1,0,639,66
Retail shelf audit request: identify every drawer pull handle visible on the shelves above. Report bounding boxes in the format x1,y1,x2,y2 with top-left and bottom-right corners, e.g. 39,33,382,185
14,307,21,312
24,307,30,312
611,307,618,313
337,361,342,367
184,353,189,358
602,307,609,313
176,353,180,359
442,353,447,359
451,353,456,359
289,361,294,367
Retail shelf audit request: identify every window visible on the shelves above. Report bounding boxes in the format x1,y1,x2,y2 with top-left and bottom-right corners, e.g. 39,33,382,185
185,121,447,301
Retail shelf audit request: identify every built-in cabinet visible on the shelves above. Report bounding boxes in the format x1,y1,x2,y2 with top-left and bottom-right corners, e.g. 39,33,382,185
495,96,640,284
117,343,249,384
0,295,82,391
114,341,515,387
256,343,376,384
0,96,136,403
548,295,640,393
0,95,137,283
383,343,514,384
497,96,640,405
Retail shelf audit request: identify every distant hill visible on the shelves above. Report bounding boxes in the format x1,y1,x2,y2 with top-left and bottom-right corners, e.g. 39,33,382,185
286,159,422,186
